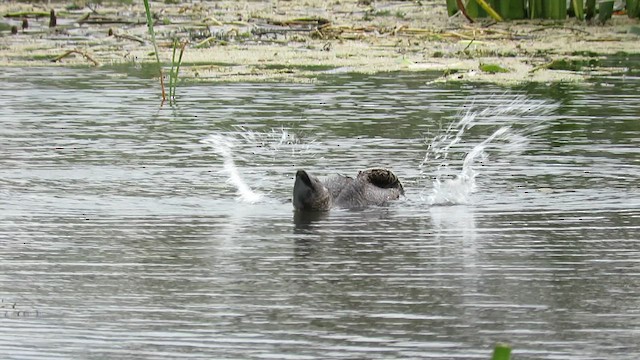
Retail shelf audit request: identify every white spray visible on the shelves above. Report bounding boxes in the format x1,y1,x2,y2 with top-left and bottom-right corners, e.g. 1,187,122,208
202,134,263,203
202,127,315,203
422,95,555,205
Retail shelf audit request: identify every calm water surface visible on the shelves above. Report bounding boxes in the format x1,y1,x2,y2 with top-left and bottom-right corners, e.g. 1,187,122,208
0,67,639,359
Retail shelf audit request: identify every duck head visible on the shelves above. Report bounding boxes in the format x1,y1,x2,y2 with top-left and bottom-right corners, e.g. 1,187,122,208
293,170,332,211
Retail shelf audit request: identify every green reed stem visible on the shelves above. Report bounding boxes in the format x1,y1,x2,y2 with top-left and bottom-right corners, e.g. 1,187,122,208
169,39,177,100
446,0,458,16
474,0,504,21
497,0,526,20
168,39,186,104
491,343,512,360
465,0,485,19
585,0,596,20
544,0,567,19
174,42,186,95
142,0,160,63
529,0,543,18
598,0,614,23
629,0,640,18
142,0,165,103
571,0,584,20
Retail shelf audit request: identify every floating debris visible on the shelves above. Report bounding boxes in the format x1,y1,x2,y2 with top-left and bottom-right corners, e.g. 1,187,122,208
49,9,56,28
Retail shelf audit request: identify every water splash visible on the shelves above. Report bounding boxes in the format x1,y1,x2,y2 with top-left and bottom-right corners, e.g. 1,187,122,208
202,134,263,203
422,95,556,206
202,127,317,203
233,125,317,158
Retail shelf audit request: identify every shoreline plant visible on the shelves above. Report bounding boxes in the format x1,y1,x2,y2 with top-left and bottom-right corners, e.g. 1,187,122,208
447,0,640,22
142,0,185,105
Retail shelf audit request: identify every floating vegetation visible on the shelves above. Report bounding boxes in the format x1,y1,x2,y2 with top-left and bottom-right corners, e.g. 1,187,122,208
546,58,600,71
479,62,510,73
3,10,50,18
0,1,637,85
1,298,39,318
51,49,100,66
107,28,145,44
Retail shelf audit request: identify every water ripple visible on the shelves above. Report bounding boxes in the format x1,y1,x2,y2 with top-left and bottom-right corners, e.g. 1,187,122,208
0,68,639,359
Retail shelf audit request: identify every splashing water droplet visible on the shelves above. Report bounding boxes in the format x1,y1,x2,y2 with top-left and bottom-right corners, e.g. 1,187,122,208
421,95,556,206
202,127,318,203
202,134,263,203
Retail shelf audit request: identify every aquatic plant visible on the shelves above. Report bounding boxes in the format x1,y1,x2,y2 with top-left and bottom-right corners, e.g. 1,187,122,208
629,0,640,17
142,0,166,103
571,0,585,20
474,0,504,21
544,0,567,19
497,0,526,20
598,1,615,23
491,343,512,360
447,0,638,21
585,0,596,19
168,39,187,104
479,63,510,73
143,0,186,105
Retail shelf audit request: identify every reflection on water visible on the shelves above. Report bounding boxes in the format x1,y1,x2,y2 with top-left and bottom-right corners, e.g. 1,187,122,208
0,67,639,359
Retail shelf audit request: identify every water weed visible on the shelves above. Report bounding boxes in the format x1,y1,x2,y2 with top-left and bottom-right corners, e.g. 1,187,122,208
168,39,187,105
142,0,165,103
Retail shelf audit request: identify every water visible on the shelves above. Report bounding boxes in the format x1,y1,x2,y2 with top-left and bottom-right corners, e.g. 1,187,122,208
1,67,639,359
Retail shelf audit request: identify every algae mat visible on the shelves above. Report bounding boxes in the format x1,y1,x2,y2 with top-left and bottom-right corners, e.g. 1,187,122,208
1,0,639,84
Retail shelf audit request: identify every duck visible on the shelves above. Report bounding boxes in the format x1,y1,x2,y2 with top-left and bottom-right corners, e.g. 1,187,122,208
292,168,404,211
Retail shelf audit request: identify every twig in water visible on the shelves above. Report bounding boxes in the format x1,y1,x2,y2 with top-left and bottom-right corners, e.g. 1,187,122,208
107,28,145,44
51,50,100,66
463,38,476,51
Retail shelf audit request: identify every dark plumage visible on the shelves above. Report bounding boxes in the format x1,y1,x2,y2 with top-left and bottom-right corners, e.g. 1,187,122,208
292,168,404,211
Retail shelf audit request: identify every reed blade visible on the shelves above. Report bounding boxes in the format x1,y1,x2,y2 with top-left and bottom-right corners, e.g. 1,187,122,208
544,0,567,19
529,0,543,18
474,0,504,21
585,0,596,20
169,39,178,100
598,0,614,23
465,0,485,19
491,343,512,360
571,0,584,20
627,0,640,18
143,0,165,103
497,0,526,20
175,42,186,91
142,0,160,64
446,0,459,16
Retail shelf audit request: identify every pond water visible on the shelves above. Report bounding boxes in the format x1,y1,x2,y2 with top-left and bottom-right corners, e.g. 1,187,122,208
1,67,639,359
